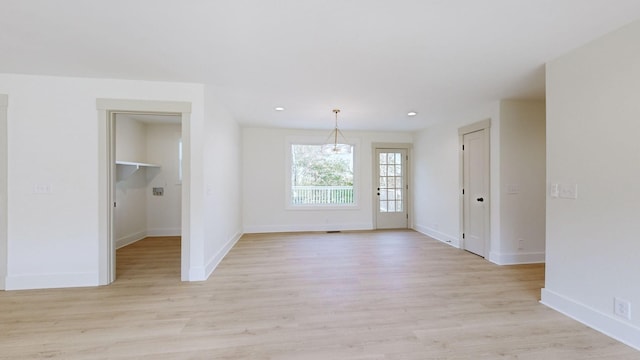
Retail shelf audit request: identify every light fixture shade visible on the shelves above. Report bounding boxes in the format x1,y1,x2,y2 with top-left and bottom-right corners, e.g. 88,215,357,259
321,142,352,154
323,109,350,154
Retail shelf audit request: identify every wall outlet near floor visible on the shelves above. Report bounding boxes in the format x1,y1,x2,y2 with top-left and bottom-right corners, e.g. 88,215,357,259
614,297,631,320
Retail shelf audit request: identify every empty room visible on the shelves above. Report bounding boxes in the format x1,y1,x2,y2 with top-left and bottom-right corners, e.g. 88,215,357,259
1,1,639,359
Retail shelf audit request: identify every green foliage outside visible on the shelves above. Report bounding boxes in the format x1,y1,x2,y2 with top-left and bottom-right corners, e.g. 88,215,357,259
291,145,353,186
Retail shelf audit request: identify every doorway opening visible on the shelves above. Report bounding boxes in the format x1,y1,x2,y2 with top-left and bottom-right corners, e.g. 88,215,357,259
113,113,182,280
97,99,192,285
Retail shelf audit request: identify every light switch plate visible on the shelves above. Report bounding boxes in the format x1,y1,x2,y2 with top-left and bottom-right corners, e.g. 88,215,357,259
33,184,53,194
559,184,578,199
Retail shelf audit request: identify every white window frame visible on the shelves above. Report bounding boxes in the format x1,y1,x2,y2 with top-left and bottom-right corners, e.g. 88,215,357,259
285,135,360,210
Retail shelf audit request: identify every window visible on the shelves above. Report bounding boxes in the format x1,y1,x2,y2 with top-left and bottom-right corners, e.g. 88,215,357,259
290,144,355,206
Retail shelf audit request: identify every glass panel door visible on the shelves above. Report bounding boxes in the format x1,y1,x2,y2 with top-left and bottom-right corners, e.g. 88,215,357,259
375,148,408,229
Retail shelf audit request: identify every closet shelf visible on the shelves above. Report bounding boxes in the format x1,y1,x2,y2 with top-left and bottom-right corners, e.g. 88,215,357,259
115,161,161,182
116,161,161,169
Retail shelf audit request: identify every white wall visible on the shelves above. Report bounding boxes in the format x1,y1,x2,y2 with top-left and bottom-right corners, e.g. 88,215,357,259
541,20,640,350
0,73,206,289
493,100,546,264
197,87,243,280
412,102,499,247
116,117,148,162
113,120,183,248
243,127,412,232
114,117,148,246
412,100,545,265
146,123,182,236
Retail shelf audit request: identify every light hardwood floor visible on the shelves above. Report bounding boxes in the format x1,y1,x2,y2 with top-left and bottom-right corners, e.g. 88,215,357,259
1,231,638,359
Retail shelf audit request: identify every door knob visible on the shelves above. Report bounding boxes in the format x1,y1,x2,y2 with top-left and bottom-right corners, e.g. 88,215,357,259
477,197,484,202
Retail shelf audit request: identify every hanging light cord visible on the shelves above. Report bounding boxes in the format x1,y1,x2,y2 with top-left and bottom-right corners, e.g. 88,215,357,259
333,109,340,149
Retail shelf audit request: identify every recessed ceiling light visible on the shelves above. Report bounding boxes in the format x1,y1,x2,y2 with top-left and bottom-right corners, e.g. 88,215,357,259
275,107,285,111
407,111,417,116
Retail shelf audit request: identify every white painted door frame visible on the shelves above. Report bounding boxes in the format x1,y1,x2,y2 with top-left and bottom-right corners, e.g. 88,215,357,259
97,99,192,285
458,119,491,256
0,95,7,289
372,143,412,230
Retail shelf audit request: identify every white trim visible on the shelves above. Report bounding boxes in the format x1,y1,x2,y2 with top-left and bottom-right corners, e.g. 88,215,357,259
458,118,491,135
115,231,147,249
189,231,243,281
488,251,545,265
413,225,459,248
244,223,373,234
541,288,640,351
97,98,192,285
96,99,191,114
0,94,6,290
116,229,182,249
5,272,97,290
146,228,181,237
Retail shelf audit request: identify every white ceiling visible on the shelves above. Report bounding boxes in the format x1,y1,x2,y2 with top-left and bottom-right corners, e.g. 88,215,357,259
2,1,640,131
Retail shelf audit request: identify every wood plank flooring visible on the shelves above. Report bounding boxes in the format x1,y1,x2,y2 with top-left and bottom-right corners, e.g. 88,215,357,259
1,231,638,359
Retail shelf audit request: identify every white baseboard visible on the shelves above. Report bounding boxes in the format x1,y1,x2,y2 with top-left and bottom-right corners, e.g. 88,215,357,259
489,251,545,265
116,230,147,249
146,228,181,237
5,272,97,290
413,224,459,248
189,231,243,281
541,288,640,351
116,228,182,249
244,223,373,234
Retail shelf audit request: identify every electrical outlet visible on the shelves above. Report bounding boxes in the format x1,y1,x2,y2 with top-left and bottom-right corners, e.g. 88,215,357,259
614,297,631,320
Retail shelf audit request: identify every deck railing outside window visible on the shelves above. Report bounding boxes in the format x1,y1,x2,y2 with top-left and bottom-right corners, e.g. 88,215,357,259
292,186,354,205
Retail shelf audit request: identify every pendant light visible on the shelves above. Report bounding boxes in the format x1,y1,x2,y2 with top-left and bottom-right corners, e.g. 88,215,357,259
321,109,351,154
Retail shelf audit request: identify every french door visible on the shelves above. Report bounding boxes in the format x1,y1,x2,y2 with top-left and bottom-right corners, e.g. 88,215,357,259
375,148,408,229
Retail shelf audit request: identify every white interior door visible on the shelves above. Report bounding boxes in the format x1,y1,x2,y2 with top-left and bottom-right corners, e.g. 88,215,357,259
463,129,488,256
375,148,408,229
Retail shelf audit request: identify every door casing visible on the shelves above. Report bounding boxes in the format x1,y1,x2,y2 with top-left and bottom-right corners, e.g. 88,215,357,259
97,99,191,284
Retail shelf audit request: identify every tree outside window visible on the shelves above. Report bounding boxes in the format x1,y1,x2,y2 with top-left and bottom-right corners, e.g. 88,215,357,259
291,144,354,205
